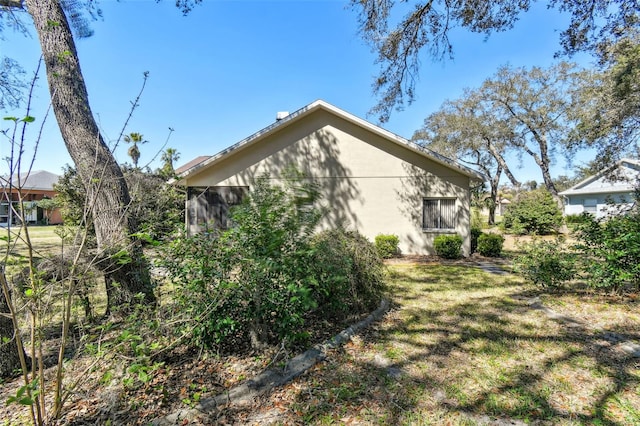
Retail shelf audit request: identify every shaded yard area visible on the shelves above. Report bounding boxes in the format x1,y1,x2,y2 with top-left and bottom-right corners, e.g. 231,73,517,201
221,262,639,425
2,259,639,425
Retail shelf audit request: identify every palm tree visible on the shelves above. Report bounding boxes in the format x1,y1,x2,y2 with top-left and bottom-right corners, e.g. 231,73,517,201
160,147,180,176
124,132,147,168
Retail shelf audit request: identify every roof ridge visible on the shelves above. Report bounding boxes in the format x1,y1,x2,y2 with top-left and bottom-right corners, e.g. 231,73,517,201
173,100,484,182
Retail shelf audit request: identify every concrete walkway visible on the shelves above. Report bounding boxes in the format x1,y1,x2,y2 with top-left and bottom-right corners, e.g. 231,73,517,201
476,261,508,275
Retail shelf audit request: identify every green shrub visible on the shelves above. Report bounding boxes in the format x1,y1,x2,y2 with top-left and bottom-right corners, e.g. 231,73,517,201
375,234,400,259
163,232,240,348
54,165,184,243
502,190,562,235
312,229,386,317
477,233,504,257
471,207,483,229
514,239,577,288
565,213,591,224
164,171,388,352
478,234,504,257
470,227,482,254
575,211,640,293
434,234,463,259
165,172,323,350
123,166,184,241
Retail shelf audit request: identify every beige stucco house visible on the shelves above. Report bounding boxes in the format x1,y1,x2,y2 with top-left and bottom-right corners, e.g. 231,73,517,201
173,100,484,256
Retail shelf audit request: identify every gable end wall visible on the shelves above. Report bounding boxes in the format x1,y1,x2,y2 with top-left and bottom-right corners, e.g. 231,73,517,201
184,110,471,255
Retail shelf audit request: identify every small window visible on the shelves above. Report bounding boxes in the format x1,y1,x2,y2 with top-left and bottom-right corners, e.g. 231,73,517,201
423,198,456,230
584,198,597,214
187,186,248,234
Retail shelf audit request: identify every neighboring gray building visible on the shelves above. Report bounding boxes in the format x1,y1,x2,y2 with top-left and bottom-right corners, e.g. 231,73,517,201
173,100,484,256
559,158,639,218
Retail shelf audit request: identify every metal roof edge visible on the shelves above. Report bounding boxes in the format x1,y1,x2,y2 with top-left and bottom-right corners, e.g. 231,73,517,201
559,158,640,194
559,187,635,196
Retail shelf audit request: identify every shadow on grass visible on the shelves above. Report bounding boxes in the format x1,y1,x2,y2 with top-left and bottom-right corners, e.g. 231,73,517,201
49,263,639,425
216,264,639,425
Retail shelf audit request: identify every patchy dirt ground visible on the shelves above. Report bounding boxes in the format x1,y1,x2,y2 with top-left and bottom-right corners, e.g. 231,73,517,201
0,302,363,425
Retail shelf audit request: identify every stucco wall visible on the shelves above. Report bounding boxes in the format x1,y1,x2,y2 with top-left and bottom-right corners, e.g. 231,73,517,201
183,110,471,255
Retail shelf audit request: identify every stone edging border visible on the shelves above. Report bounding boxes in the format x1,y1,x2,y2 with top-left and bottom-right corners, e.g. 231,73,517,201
152,298,391,425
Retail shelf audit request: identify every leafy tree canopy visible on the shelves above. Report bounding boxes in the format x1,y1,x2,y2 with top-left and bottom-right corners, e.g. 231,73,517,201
416,61,593,204
572,31,640,167
413,88,519,224
351,0,640,122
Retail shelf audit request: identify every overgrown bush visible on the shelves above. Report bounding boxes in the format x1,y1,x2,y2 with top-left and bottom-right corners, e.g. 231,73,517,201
575,211,640,293
165,173,322,350
564,212,593,231
502,190,562,235
513,239,577,288
165,172,386,352
471,206,483,229
55,165,184,243
434,234,463,259
565,213,591,224
477,233,504,257
312,229,386,317
470,227,482,254
374,234,400,258
123,166,184,241
162,232,238,348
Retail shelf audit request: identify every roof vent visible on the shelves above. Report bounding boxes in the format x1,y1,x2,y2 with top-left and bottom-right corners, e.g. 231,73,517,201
276,111,289,121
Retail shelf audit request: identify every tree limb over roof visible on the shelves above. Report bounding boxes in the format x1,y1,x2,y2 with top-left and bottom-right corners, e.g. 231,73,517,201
352,0,640,123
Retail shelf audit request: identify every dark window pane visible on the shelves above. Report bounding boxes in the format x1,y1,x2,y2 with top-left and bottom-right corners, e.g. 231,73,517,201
440,199,456,229
423,199,439,228
423,198,456,230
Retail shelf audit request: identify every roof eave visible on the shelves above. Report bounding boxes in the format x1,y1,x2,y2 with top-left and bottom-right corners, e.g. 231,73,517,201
559,187,636,196
173,100,485,183
561,158,640,193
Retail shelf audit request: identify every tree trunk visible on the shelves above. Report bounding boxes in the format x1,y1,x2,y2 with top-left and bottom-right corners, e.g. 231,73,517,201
0,273,22,378
527,130,563,209
487,143,520,188
25,0,155,310
487,168,501,226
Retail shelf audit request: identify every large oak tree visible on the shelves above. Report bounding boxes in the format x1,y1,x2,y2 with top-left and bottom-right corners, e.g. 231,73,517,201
480,62,591,203
415,62,594,209
413,89,520,224
22,0,155,311
0,0,201,378
573,32,640,167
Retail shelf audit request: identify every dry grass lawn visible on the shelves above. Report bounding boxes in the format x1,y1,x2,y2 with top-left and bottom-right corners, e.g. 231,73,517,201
1,254,639,425
228,261,640,425
2,225,63,273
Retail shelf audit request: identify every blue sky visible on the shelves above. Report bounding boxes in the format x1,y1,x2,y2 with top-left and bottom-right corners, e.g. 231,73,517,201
1,0,594,182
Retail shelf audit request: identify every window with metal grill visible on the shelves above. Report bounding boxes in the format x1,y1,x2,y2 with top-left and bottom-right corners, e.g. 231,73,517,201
422,198,456,230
